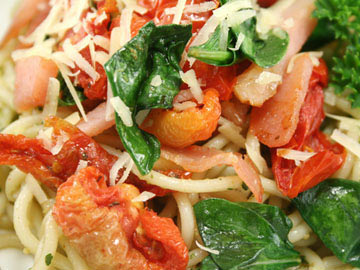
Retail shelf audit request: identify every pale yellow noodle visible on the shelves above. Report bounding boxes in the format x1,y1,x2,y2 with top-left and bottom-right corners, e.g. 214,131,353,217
174,192,195,249
187,248,208,268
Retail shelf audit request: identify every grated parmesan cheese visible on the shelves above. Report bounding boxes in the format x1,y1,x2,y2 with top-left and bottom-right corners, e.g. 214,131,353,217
118,8,134,49
213,0,252,20
219,20,229,51
172,0,187,24
51,51,75,68
63,39,99,81
226,9,256,28
95,51,110,65
150,75,162,87
94,11,107,25
255,71,282,85
109,152,134,186
165,1,217,15
50,131,69,155
75,160,88,173
277,148,316,166
229,33,245,51
42,78,60,118
65,112,81,125
173,101,197,111
57,63,88,121
120,0,148,15
331,129,360,159
110,96,133,127
287,52,323,73
195,241,220,255
93,35,110,51
132,191,156,202
180,70,204,104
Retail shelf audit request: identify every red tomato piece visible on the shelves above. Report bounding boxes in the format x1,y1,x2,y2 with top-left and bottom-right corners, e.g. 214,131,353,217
272,60,346,198
183,60,238,101
0,116,117,189
135,209,189,270
0,134,61,189
54,166,188,270
257,0,278,7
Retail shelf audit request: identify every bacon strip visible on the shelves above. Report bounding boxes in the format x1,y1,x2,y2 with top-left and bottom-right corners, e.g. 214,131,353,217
233,0,316,106
161,145,263,202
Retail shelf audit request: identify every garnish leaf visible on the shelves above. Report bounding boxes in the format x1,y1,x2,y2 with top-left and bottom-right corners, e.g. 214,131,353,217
293,178,360,267
187,26,237,66
194,198,301,270
312,0,360,107
232,17,289,68
57,73,86,106
188,4,289,68
105,22,192,175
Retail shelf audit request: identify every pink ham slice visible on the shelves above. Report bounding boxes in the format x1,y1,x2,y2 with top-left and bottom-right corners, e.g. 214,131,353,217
250,53,314,147
14,56,58,112
0,0,49,48
233,0,317,106
77,102,116,137
161,145,263,202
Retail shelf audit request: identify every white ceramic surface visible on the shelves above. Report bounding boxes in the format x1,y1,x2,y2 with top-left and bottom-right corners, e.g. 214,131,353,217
0,1,35,270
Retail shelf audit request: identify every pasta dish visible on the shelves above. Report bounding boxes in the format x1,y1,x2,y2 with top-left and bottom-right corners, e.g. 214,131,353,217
0,0,359,269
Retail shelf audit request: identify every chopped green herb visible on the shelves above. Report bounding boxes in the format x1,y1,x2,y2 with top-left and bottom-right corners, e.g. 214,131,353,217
45,253,53,266
312,0,360,107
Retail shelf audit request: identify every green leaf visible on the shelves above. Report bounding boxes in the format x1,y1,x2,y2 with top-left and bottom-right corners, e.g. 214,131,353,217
313,0,360,107
231,18,289,68
194,198,301,270
293,178,360,267
105,21,192,175
188,4,289,68
57,73,86,106
302,18,336,51
45,253,53,266
188,26,237,66
201,256,221,270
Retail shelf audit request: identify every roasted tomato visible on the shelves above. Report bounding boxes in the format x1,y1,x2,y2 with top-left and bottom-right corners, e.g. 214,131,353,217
0,116,116,189
53,166,188,270
271,59,346,198
257,0,278,8
141,88,221,148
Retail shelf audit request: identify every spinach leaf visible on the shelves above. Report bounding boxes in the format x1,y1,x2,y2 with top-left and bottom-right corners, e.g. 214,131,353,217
57,73,86,106
194,198,301,270
201,256,221,270
188,5,289,68
232,18,289,68
293,178,360,267
105,22,192,175
187,26,237,66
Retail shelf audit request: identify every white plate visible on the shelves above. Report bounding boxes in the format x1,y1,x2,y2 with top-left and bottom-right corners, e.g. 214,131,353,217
0,1,35,269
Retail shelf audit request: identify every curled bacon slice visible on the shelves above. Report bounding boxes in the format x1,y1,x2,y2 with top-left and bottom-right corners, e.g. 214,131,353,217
53,166,188,270
250,53,314,147
161,145,263,202
233,0,317,106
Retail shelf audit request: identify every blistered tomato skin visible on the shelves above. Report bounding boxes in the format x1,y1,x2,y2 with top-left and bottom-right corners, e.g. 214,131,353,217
141,88,221,148
53,167,189,270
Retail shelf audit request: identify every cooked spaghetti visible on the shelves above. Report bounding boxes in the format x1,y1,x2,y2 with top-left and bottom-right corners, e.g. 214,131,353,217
0,0,359,270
